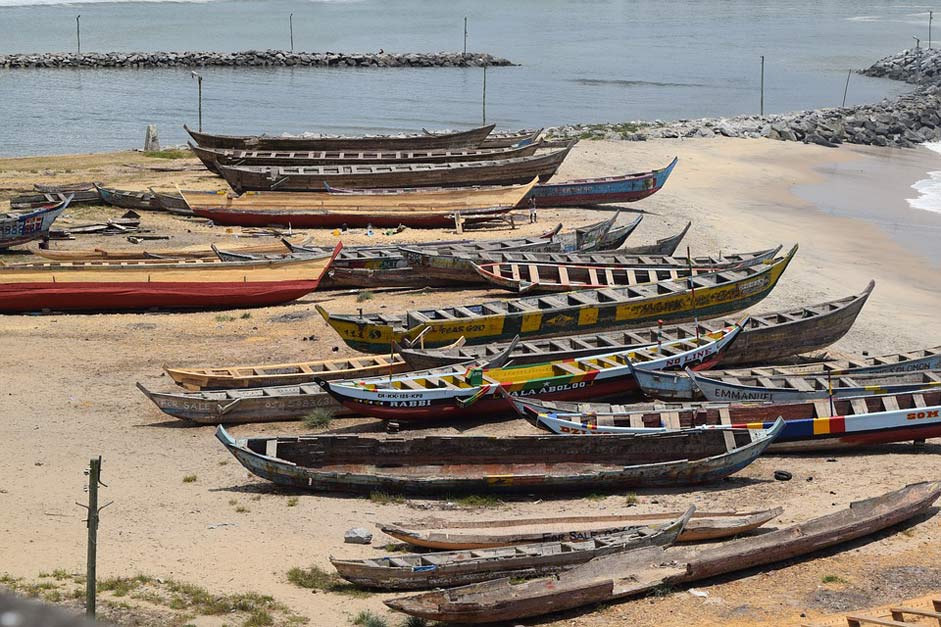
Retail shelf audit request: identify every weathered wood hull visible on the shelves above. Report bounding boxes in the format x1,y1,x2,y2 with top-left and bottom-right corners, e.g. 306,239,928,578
383,482,941,623
193,204,514,229
215,419,782,494
217,147,572,193
620,221,691,255
0,198,68,249
32,235,306,261
10,190,101,210
150,190,194,215
185,123,498,151
526,157,677,207
319,246,797,353
95,185,160,211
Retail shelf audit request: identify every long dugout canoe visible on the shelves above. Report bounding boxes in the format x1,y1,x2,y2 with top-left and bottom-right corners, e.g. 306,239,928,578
185,123,498,151
317,245,798,353
32,234,310,262
1,196,70,249
634,343,941,401
189,141,543,174
216,145,573,193
215,419,783,494
526,157,677,207
384,482,941,624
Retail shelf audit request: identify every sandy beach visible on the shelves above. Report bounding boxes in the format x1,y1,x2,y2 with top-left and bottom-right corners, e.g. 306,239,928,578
2,137,941,626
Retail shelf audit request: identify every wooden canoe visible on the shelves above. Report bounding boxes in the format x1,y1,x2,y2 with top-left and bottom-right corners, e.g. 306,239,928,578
1,196,70,249
0,243,340,313
214,418,783,493
10,190,101,210
185,123,498,151
510,389,941,451
552,212,640,252
478,128,543,149
395,282,872,370
689,367,941,403
317,245,797,353
190,141,542,174
526,157,678,207
621,221,691,255
32,235,309,262
331,509,693,591
380,507,782,550
149,189,194,215
635,343,941,401
94,185,160,211
317,321,745,422
216,145,574,193
165,353,407,390
384,482,941,624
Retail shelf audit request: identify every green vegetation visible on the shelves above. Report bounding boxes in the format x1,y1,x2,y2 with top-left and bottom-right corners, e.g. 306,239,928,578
402,618,428,627
240,312,252,319
287,497,299,507
286,566,371,598
383,543,409,553
822,575,847,584
303,407,335,430
182,474,197,483
356,290,374,302
215,314,237,322
235,505,250,513
369,491,405,505
624,493,639,506
454,494,503,508
144,149,190,160
352,610,388,627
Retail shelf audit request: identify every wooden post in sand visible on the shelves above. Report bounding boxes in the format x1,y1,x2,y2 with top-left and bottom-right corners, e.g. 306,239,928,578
842,70,851,107
78,456,109,618
759,55,765,116
482,63,488,126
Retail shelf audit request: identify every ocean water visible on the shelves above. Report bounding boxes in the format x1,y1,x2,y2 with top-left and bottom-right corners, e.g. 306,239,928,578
0,0,934,156
908,142,941,215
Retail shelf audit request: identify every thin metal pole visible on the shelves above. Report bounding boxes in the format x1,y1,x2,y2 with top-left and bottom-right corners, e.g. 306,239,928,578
463,17,467,56
760,55,764,116
290,13,294,53
85,457,100,618
930,11,933,49
482,64,487,126
76,15,81,55
842,69,851,107
197,77,203,132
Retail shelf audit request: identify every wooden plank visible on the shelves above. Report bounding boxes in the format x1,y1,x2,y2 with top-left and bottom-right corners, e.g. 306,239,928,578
846,616,920,627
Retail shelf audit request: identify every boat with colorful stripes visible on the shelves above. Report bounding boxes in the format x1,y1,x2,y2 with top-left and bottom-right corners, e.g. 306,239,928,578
316,245,797,353
1,195,70,249
507,389,941,451
524,157,677,207
316,320,745,422
633,342,941,401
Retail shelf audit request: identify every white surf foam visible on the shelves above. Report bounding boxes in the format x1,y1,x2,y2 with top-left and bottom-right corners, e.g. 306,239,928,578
907,142,941,215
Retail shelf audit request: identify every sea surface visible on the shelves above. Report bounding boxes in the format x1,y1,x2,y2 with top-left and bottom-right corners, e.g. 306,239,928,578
0,0,935,156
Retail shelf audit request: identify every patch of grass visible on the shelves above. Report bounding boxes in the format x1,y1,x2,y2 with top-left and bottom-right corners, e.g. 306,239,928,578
235,505,250,513
303,407,335,430
287,566,372,598
250,495,261,502
50,569,72,580
650,583,676,597
240,312,252,319
97,574,154,597
287,497,299,507
369,491,405,505
182,474,197,483
353,610,388,627
402,618,428,627
228,498,238,506
218,460,229,466
356,290,374,302
822,574,847,584
382,543,409,553
454,494,503,508
215,314,237,323
243,608,275,626
625,493,638,506
144,149,190,160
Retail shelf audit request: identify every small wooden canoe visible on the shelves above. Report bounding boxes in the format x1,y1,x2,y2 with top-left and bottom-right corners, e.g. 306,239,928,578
509,389,941,452
380,507,782,550
95,185,160,211
689,367,941,403
10,190,101,210
1,196,70,249
478,128,543,149
317,246,797,353
217,146,573,193
215,419,783,493
395,282,873,370
332,508,693,591
384,482,941,624
526,157,677,207
622,221,691,255
0,243,340,313
149,188,195,215
32,235,309,261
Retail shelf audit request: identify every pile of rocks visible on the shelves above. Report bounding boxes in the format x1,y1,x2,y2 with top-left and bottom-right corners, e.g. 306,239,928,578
0,50,513,69
547,48,941,148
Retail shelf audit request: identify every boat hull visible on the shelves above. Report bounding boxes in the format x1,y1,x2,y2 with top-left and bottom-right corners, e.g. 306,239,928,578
192,206,510,229
527,157,678,207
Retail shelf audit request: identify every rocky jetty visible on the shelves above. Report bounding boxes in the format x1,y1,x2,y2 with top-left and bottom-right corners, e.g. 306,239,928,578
547,48,941,148
0,50,513,69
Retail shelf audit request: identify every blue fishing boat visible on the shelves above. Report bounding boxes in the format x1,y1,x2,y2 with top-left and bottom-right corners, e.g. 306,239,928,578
0,195,71,249
526,157,677,207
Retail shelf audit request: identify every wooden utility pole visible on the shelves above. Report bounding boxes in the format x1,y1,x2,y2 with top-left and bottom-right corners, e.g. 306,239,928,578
760,55,765,115
463,17,468,56
76,15,81,55
78,457,110,618
192,71,203,132
290,13,294,53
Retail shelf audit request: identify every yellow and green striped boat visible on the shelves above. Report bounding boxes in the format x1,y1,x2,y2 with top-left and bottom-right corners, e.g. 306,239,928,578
317,245,798,354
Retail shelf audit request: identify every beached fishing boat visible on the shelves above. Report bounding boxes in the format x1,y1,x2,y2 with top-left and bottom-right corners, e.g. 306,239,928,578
216,146,573,193
317,246,797,353
384,482,941,624
477,128,543,149
32,235,308,261
317,322,744,422
149,189,194,215
331,509,693,591
688,368,941,403
509,389,941,451
552,212,639,252
215,418,783,494
95,185,159,211
396,282,872,370
0,243,340,313
10,190,100,211
1,196,70,249
622,221,691,255
526,157,678,207
185,123,498,151
380,508,782,550
190,141,542,174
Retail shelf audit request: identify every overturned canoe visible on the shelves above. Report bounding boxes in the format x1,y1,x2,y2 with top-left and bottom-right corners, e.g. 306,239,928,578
185,123,498,151
380,507,782,550
333,509,692,591
526,157,677,207
1,196,70,249
384,482,941,624
510,389,941,451
317,245,797,353
395,282,872,370
317,321,745,422
217,146,573,193
215,418,783,493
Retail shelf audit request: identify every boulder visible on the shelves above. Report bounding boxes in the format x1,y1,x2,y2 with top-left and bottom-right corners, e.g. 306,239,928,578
344,528,373,545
